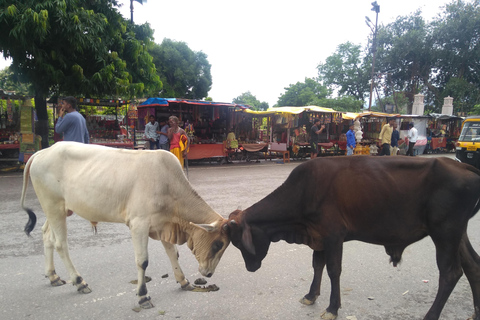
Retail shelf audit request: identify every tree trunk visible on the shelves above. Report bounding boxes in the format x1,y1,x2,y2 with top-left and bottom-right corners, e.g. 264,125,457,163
34,88,50,149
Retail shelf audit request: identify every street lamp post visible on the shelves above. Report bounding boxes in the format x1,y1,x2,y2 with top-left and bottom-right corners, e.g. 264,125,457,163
366,1,380,111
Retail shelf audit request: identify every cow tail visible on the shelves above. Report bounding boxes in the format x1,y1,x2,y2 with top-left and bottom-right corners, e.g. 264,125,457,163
20,153,37,237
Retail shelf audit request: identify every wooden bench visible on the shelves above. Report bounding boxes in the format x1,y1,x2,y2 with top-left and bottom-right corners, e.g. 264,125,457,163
268,142,290,163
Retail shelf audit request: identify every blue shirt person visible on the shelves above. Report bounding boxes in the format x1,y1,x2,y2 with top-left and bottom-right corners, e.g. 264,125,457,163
55,96,89,143
346,124,356,156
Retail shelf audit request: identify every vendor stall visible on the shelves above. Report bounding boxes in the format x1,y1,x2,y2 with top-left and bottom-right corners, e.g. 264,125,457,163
0,93,21,161
242,106,343,160
398,115,429,155
138,98,249,161
426,113,463,153
71,98,132,148
0,93,41,163
354,112,402,155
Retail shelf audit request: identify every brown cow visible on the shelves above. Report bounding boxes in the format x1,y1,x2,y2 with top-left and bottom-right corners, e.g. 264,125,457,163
226,156,480,320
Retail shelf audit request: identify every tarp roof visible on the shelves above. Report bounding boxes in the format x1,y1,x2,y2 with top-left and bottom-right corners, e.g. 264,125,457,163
242,105,338,115
356,111,401,118
428,113,463,120
138,97,250,109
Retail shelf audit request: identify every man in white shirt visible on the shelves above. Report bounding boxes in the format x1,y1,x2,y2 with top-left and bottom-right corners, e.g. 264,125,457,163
407,122,418,156
145,115,160,150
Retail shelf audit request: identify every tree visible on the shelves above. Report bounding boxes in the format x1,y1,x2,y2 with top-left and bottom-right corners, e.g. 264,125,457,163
312,96,363,113
429,0,480,114
317,42,371,101
0,0,161,147
276,78,329,107
150,39,212,99
232,91,269,110
0,66,31,95
375,11,434,114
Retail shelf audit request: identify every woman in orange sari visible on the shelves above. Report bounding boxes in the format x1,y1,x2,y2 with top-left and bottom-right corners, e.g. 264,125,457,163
167,116,189,169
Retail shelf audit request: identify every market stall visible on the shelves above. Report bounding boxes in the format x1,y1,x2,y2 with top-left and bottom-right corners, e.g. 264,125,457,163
72,98,133,148
353,112,403,155
397,115,429,155
242,106,344,160
0,92,22,161
138,98,249,161
0,93,41,163
426,113,463,153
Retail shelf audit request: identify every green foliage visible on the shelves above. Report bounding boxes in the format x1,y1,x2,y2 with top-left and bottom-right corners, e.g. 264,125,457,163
429,0,480,114
313,96,363,113
232,91,269,111
0,66,31,95
375,11,433,113
0,0,161,147
150,39,212,99
277,78,329,107
317,42,370,101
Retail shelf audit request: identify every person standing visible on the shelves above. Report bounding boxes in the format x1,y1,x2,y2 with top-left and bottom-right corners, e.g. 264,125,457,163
407,122,418,156
145,115,160,150
378,118,395,156
390,122,400,156
310,119,325,159
55,96,89,143
346,123,356,156
168,116,189,168
157,117,169,150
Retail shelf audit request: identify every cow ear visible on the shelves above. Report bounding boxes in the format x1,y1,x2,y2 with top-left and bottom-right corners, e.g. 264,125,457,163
241,224,256,255
190,222,216,233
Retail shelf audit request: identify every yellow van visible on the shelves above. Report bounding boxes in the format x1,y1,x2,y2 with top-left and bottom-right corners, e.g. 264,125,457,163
455,116,480,168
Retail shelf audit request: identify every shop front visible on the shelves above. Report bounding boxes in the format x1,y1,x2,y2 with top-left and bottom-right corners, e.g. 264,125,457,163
0,93,40,164
426,113,463,153
137,98,249,161
241,106,344,160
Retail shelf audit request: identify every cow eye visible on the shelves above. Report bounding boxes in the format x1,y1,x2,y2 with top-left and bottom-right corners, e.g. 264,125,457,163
212,240,224,253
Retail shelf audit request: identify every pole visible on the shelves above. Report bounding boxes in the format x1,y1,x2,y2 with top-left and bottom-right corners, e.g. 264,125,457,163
368,2,380,111
130,0,134,23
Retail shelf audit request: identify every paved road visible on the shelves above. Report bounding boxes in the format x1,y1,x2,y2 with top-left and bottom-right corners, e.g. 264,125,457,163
1,153,479,320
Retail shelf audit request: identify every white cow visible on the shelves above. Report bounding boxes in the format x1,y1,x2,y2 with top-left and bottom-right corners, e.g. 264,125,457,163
20,141,230,308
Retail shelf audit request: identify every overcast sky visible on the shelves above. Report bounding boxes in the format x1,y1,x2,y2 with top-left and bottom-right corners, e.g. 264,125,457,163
0,0,459,105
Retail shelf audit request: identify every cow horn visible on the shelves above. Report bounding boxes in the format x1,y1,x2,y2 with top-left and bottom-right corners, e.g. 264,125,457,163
242,224,256,255
190,222,216,232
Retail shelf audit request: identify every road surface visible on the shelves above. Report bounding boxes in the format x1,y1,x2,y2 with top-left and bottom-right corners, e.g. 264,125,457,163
1,153,478,320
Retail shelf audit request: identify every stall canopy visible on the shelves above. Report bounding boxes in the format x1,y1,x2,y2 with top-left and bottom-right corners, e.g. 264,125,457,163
242,105,337,115
428,113,463,121
138,98,251,109
139,97,168,107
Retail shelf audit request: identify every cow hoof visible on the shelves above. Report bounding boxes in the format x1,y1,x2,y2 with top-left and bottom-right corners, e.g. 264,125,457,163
299,296,315,305
181,281,195,291
320,310,337,320
139,296,154,309
50,278,66,287
77,283,92,294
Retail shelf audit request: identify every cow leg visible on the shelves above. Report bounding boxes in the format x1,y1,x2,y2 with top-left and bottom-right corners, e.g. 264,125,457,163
459,232,480,320
161,240,194,290
41,220,65,287
46,211,91,294
321,240,343,320
130,220,154,308
424,235,463,320
300,250,325,305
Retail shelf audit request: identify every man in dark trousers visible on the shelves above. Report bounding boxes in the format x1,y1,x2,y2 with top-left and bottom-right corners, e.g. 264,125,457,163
310,119,325,159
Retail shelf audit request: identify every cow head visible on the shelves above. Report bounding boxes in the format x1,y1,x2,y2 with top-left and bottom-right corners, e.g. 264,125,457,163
225,209,271,272
189,219,230,277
